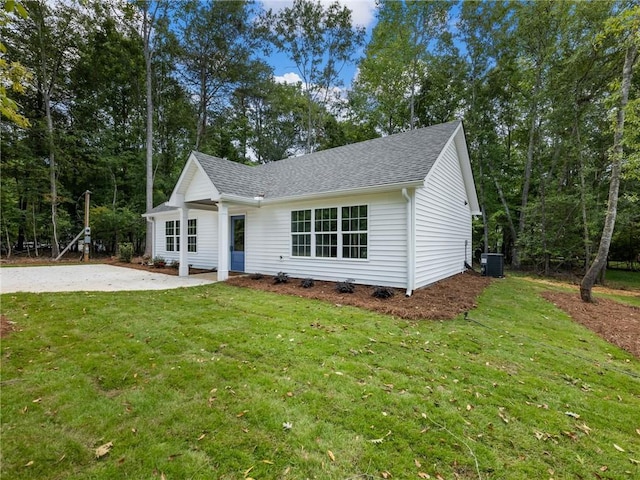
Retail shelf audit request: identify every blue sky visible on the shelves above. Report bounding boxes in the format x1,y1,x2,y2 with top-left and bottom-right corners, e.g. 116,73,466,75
259,0,379,88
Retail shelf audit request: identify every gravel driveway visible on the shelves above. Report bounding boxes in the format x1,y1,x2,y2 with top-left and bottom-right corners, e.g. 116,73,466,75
0,264,217,293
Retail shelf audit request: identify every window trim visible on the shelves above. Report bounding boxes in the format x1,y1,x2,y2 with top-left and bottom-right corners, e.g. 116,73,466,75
165,218,199,254
165,220,180,252
290,204,369,261
187,218,197,253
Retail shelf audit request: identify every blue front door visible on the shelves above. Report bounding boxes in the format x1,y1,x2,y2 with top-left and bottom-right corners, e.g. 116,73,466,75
230,215,245,272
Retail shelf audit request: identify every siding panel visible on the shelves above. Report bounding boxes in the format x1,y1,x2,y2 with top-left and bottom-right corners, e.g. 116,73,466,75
414,140,473,288
185,165,214,202
245,192,408,288
152,210,218,269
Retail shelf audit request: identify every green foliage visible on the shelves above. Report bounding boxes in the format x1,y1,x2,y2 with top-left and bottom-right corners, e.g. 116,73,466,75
91,207,141,254
273,271,289,284
117,242,133,263
152,256,166,268
335,278,355,293
372,286,394,299
0,0,30,128
1,278,638,479
261,0,365,152
300,277,314,288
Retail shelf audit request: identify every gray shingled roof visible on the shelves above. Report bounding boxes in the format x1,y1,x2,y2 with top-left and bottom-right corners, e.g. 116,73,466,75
145,202,177,215
193,120,461,200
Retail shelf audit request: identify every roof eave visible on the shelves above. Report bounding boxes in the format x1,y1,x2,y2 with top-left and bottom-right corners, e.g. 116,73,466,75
256,181,425,205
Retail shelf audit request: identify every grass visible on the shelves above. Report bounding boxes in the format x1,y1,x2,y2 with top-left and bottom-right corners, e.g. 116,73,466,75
1,277,639,480
605,269,640,291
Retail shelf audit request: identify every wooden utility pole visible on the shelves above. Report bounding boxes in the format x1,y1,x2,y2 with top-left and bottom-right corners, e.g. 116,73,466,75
83,190,91,262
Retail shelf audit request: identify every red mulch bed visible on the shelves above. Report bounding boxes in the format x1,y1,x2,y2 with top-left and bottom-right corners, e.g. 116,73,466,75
541,291,640,359
226,271,493,320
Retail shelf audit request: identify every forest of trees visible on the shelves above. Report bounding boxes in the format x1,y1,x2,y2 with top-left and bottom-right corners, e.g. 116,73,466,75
1,0,638,279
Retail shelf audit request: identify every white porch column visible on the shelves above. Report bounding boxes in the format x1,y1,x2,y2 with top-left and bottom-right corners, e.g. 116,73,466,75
217,202,229,281
179,206,189,277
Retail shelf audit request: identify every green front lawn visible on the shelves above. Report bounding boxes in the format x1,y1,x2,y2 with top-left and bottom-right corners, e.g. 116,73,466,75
1,277,639,479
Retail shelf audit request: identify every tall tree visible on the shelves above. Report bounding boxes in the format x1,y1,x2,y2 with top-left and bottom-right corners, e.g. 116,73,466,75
261,0,364,152
581,6,639,302
23,0,83,257
174,0,256,152
132,1,166,257
352,0,451,134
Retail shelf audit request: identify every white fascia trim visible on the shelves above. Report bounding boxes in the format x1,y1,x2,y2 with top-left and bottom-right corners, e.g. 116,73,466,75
424,123,481,216
168,152,220,206
256,181,424,206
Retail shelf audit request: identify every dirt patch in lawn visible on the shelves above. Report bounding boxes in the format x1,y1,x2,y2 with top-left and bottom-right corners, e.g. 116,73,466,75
0,315,15,339
542,291,640,359
226,271,493,320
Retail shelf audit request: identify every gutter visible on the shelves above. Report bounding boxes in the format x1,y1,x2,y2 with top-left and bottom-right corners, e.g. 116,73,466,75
402,188,414,297
239,181,424,207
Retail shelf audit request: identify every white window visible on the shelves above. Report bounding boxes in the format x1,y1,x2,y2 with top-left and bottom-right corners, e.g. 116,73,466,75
291,210,311,257
315,207,338,257
188,219,197,253
342,205,368,259
165,220,180,252
290,205,368,259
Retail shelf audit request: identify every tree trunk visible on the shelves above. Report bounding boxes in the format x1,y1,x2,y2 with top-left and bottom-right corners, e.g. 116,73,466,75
4,224,12,259
195,64,207,150
581,45,637,302
36,10,60,258
477,153,489,254
576,112,591,273
143,4,155,258
512,70,540,270
32,204,39,257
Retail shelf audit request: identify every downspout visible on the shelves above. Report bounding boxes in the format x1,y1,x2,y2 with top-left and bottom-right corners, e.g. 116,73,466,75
402,188,414,297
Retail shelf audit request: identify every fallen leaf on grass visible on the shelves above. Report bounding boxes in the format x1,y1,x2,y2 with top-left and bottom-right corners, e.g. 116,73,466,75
498,407,509,423
381,471,392,478
636,429,640,436
576,423,592,435
243,465,254,476
369,431,392,444
236,410,248,418
613,444,625,452
327,450,335,462
630,458,640,465
418,472,430,478
95,442,113,459
565,411,580,419
414,458,421,468
32,398,42,403
24,461,34,467
197,433,206,441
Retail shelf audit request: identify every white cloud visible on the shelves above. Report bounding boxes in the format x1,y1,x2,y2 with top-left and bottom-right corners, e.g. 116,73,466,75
274,72,303,85
260,0,377,28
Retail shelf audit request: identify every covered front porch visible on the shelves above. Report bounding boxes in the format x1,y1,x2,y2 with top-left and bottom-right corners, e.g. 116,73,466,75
152,151,264,279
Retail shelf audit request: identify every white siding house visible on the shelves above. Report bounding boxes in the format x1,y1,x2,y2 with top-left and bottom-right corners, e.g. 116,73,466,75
143,120,481,294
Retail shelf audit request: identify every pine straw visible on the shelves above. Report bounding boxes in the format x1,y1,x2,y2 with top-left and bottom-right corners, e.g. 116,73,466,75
226,271,493,320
